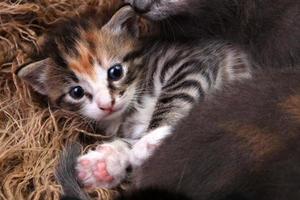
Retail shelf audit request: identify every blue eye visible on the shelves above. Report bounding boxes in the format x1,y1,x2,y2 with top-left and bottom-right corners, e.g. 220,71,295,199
69,86,85,99
108,64,123,81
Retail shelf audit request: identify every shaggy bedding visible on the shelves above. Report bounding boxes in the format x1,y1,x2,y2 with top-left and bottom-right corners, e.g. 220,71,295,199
0,0,123,199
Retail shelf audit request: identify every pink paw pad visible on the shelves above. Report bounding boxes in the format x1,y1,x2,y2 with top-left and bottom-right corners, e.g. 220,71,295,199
93,161,114,182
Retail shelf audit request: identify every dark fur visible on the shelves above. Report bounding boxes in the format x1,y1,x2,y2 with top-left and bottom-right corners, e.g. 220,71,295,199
130,68,300,200
57,68,300,200
128,0,300,69
56,144,90,200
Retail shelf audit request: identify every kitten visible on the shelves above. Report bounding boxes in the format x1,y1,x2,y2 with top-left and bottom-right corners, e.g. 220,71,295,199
126,0,300,69
57,68,300,200
17,6,251,189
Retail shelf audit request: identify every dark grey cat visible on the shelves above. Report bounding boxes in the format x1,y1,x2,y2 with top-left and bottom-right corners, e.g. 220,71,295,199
57,67,300,200
126,0,300,69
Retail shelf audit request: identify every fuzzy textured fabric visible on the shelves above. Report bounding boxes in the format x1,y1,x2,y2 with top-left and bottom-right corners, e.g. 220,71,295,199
0,0,122,199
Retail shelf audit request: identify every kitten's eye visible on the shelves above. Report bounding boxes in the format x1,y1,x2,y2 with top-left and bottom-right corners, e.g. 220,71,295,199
69,86,85,99
108,64,123,81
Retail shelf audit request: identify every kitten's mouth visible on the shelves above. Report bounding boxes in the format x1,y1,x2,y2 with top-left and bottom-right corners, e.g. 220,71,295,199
106,108,115,114
104,105,125,116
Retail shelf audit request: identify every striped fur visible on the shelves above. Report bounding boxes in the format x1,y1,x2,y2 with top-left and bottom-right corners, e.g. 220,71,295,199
120,40,251,138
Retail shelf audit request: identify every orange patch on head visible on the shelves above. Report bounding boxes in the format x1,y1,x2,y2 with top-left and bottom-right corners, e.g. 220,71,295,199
280,95,300,123
85,31,97,42
68,42,96,80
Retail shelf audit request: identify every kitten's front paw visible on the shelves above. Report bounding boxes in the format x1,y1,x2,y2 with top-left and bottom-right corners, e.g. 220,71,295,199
76,140,130,189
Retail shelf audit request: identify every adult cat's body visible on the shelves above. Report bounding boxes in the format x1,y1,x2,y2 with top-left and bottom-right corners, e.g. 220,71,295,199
18,6,251,189
58,68,300,200
126,0,300,69
128,68,300,200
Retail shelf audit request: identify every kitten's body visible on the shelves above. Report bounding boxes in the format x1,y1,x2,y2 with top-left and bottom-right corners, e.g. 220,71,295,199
58,68,300,200
18,6,251,189
119,40,250,139
127,0,300,69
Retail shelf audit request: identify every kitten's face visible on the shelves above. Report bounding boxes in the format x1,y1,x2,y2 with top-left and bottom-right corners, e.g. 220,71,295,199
49,30,138,121
18,6,145,121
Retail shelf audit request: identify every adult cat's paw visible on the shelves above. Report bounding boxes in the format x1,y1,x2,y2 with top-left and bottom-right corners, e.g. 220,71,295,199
125,0,189,20
124,0,169,20
76,140,131,189
125,0,154,13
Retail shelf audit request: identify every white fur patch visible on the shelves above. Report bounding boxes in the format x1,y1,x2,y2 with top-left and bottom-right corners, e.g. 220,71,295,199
130,126,172,167
129,95,158,139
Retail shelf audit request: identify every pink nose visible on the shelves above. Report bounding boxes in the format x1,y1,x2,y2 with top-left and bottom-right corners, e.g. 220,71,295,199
97,101,113,112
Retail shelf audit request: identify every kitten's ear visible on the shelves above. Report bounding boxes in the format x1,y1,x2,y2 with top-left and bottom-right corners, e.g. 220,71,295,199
103,5,142,37
17,58,53,95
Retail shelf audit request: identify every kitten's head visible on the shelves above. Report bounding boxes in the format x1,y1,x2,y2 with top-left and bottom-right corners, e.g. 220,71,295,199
18,6,150,122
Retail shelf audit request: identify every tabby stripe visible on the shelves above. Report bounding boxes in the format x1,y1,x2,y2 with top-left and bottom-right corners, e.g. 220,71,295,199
146,56,161,96
163,66,202,90
159,93,195,104
152,105,178,117
136,87,148,104
165,80,204,98
148,117,164,130
210,67,219,85
159,52,186,84
123,48,145,62
200,70,213,87
124,64,144,85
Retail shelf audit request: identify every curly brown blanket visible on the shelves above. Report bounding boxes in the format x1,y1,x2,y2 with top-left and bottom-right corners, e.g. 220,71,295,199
0,0,122,199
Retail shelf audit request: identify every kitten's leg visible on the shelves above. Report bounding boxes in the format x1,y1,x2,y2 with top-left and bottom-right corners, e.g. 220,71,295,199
128,100,194,167
128,68,203,167
76,139,131,189
76,127,173,189
130,126,172,167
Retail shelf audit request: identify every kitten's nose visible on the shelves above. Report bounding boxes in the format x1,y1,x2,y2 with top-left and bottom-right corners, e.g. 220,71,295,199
97,101,114,112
